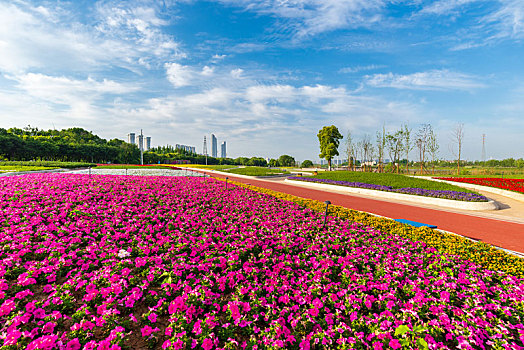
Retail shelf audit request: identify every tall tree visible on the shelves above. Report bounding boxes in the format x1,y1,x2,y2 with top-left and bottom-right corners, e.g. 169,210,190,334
427,126,439,175
386,130,404,173
317,125,343,171
451,123,465,175
361,134,373,172
416,124,431,175
345,130,354,171
278,154,295,167
376,124,386,173
403,124,414,175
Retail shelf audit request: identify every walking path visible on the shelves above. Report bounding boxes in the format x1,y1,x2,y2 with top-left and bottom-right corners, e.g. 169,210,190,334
197,170,524,254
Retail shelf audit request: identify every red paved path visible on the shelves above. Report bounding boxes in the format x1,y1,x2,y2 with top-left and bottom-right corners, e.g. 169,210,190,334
200,170,524,254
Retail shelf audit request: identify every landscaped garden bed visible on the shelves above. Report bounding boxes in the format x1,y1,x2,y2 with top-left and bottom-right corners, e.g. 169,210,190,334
223,167,289,177
0,174,522,349
288,172,488,202
436,177,524,195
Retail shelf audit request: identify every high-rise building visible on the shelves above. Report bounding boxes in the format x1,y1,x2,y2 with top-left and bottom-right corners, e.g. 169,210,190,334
146,137,151,151
211,134,218,158
220,141,226,158
127,133,135,145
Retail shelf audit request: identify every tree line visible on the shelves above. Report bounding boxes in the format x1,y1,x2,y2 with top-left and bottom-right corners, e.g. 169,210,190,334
0,126,304,167
0,127,139,164
317,123,462,174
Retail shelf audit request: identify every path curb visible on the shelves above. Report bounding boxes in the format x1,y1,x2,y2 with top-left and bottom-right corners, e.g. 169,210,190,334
284,179,499,211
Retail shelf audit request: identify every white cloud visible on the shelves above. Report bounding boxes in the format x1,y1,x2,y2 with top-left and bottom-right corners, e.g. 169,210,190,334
211,54,227,62
0,2,183,75
419,0,524,48
365,69,485,91
482,0,524,40
7,73,138,106
165,63,194,88
107,79,423,158
94,1,184,64
339,64,386,74
201,66,215,76
230,68,244,78
419,0,481,16
216,0,387,39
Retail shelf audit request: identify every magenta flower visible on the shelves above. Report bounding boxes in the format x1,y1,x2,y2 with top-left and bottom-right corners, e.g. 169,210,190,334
141,325,153,337
148,312,157,323
42,322,56,334
202,338,214,350
389,339,402,349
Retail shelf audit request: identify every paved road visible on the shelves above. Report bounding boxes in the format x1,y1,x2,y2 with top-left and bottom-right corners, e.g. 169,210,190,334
200,170,524,254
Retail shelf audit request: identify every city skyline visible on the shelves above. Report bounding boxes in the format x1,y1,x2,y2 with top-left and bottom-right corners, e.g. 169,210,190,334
1,1,523,161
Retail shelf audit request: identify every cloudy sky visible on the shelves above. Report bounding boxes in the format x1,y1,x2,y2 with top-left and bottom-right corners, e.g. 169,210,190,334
1,0,523,161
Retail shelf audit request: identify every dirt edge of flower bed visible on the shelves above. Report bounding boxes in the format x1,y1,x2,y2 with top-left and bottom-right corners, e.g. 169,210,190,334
284,178,499,211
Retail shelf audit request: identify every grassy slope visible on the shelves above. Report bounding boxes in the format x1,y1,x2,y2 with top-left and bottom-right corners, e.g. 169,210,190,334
0,166,56,173
95,165,175,170
224,167,289,176
0,161,94,168
311,171,479,194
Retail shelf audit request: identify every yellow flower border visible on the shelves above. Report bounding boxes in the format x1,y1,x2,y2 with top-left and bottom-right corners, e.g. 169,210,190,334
217,177,524,278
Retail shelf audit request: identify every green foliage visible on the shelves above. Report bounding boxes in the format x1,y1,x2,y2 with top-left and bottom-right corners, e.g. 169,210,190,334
0,161,95,168
278,154,295,167
223,167,289,176
312,171,480,194
317,125,343,167
268,159,279,167
301,160,314,168
0,165,54,173
0,127,139,164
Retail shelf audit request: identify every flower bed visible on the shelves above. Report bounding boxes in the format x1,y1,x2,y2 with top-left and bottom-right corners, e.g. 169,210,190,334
436,177,524,195
288,177,488,202
219,178,524,279
0,174,523,349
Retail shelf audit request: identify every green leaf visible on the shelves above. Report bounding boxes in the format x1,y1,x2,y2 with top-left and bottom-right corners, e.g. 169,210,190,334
416,338,429,350
394,325,410,336
413,325,426,333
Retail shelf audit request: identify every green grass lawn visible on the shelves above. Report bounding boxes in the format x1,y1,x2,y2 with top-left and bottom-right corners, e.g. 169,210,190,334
223,167,289,176
311,171,479,193
172,164,239,170
0,161,95,169
0,165,58,173
95,164,175,170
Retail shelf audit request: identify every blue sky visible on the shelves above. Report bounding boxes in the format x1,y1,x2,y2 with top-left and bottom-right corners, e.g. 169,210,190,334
1,0,523,161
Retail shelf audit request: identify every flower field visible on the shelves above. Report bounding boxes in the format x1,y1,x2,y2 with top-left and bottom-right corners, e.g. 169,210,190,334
0,174,523,349
287,177,488,202
436,177,524,195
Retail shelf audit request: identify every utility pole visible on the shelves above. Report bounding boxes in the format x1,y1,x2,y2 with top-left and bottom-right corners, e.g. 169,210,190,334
203,136,208,165
139,129,144,165
481,134,486,163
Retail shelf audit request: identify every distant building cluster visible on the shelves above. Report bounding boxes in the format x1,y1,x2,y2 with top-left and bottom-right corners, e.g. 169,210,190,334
207,133,227,158
176,144,196,154
127,132,151,151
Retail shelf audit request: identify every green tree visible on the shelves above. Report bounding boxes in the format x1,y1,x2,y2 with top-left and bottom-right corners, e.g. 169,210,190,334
317,125,343,171
268,159,279,167
301,160,314,168
278,154,295,167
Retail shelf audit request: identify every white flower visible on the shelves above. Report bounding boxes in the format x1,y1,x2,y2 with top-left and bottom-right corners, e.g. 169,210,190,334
117,249,130,258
